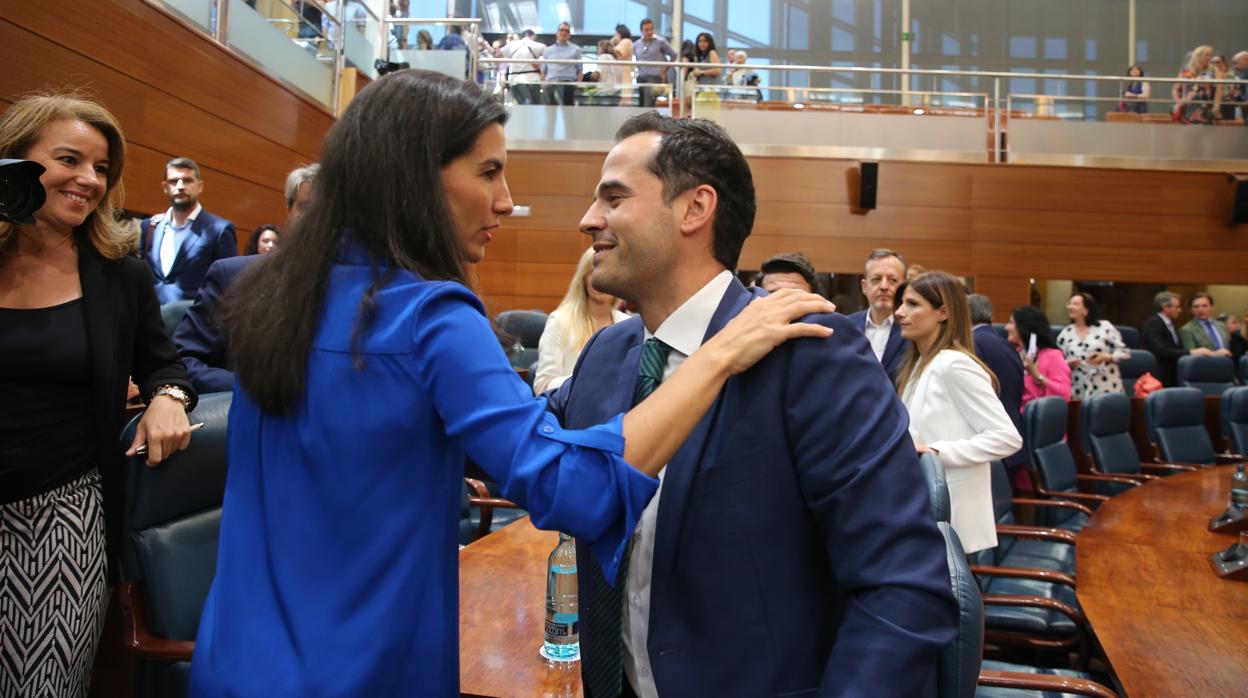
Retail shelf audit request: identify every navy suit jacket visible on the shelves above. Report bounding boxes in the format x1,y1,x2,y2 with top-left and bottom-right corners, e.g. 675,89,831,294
172,255,257,394
972,325,1025,466
847,308,909,379
141,208,238,304
548,279,956,697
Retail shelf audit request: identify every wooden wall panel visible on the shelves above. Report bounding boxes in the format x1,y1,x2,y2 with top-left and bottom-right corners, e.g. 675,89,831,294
1,1,335,248
484,151,1245,314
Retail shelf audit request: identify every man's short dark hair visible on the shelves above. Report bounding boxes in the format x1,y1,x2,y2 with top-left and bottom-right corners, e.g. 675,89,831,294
1190,291,1214,307
761,252,817,289
616,111,755,269
165,156,201,179
640,17,654,29
521,28,535,38
966,293,994,325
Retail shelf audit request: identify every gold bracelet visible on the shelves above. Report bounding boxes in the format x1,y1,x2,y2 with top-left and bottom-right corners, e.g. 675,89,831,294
151,384,192,412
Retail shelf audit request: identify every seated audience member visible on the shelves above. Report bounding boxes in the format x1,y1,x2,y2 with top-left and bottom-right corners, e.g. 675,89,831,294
1180,292,1234,357
1212,54,1235,121
894,273,1022,554
1141,291,1212,386
243,224,280,255
1007,306,1071,406
140,156,237,304
1119,64,1151,113
435,24,467,51
416,29,434,50
532,248,628,394
1233,51,1248,123
1057,292,1131,399
758,251,817,293
849,248,910,378
1173,45,1216,124
173,164,318,394
1224,312,1248,363
967,294,1024,467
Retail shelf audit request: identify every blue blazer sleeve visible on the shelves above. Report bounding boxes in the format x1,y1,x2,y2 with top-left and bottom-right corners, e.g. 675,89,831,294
172,258,236,394
412,286,657,581
214,220,238,261
783,315,958,695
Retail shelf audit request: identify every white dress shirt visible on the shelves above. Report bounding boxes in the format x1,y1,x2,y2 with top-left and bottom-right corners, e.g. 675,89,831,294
156,203,202,276
863,310,894,362
901,350,1022,553
622,270,733,698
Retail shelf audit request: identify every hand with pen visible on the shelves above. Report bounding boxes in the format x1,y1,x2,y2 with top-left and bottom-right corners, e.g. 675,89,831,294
125,393,197,467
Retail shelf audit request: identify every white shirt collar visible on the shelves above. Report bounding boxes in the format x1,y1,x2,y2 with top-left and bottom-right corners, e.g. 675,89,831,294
1158,312,1175,328
865,310,894,330
643,270,734,357
161,203,203,226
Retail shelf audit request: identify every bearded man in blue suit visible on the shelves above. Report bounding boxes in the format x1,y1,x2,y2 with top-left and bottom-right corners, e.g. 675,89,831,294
546,113,956,698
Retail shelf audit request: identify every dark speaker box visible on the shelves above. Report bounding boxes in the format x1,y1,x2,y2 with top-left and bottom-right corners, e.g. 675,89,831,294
1230,174,1248,224
859,162,878,210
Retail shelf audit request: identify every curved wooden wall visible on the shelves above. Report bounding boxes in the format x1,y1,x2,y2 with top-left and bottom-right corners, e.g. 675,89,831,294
0,0,336,248
479,151,1247,320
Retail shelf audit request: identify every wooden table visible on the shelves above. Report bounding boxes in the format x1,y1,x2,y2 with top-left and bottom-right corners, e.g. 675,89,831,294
459,518,583,698
1076,466,1248,697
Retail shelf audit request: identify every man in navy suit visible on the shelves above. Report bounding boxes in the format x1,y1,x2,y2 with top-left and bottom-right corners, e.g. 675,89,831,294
547,113,955,697
968,293,1024,468
141,157,237,304
847,248,910,379
172,164,318,393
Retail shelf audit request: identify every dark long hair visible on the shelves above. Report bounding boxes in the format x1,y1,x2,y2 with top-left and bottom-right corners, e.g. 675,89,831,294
224,70,507,413
243,224,280,255
1070,291,1102,326
1011,306,1058,350
695,32,717,60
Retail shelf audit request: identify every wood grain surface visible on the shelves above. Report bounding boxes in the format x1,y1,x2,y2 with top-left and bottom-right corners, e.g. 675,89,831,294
459,519,583,698
1076,466,1248,697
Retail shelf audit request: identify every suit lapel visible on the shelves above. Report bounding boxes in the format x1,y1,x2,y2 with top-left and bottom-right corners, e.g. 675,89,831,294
883,321,904,366
648,281,753,609
77,241,117,433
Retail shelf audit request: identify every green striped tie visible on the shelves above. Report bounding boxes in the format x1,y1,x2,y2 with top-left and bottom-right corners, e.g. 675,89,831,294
633,337,674,405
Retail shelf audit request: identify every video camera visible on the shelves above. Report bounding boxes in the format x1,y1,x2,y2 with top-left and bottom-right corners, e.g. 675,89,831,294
0,159,47,226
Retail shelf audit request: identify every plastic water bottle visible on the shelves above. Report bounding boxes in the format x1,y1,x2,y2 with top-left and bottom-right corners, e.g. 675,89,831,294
543,532,580,662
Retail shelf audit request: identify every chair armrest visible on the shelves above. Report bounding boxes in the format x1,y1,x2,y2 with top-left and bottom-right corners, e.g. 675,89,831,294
1091,468,1156,481
972,564,1076,588
979,670,1117,698
117,581,195,662
982,593,1088,627
1215,453,1246,465
1076,473,1141,487
996,524,1079,545
465,477,520,540
1012,497,1096,518
1139,462,1199,473
1037,488,1111,505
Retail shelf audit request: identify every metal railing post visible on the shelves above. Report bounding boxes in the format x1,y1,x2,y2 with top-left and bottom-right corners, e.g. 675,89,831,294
993,77,1002,163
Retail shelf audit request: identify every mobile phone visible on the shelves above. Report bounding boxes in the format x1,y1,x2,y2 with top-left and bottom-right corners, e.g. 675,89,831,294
1026,334,1038,362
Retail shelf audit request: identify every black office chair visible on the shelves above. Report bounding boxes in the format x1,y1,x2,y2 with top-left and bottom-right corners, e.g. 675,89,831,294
1220,386,1248,457
1080,392,1197,489
496,309,548,370
1114,325,1141,350
1240,356,1248,385
159,299,195,339
1176,355,1236,396
117,392,231,698
915,455,1113,696
1117,349,1158,395
1024,397,1138,520
1143,387,1238,466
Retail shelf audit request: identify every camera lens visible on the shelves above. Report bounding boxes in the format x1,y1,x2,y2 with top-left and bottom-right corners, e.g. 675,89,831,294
0,172,31,211
0,159,47,225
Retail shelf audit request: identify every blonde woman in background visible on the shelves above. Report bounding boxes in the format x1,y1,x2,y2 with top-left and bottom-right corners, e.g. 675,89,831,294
533,247,628,394
894,272,1022,554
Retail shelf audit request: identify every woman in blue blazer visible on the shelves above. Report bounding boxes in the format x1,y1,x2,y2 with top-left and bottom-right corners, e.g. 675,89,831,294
189,70,831,697
894,272,1022,553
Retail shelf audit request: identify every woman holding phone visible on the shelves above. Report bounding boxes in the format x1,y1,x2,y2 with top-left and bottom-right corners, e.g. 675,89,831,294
1006,305,1071,408
189,70,831,696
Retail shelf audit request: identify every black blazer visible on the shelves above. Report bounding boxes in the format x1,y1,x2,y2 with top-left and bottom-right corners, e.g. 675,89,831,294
1139,314,1187,387
79,235,197,571
173,255,258,394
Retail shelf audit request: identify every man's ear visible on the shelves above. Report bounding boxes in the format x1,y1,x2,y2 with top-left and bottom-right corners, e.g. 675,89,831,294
678,183,717,237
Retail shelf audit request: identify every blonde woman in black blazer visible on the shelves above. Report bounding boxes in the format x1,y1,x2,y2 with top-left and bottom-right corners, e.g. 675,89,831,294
0,92,195,698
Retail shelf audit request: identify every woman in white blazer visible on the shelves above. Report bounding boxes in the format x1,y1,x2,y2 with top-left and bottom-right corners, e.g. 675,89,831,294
532,247,629,394
894,272,1023,553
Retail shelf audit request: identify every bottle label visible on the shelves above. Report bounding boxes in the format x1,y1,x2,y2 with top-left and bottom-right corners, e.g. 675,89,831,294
544,617,579,637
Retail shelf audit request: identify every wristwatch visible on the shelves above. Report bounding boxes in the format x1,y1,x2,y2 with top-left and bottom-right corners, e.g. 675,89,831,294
151,384,192,412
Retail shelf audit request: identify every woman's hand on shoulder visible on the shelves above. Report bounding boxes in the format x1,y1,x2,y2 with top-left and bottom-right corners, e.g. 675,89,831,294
126,395,193,467
702,289,836,375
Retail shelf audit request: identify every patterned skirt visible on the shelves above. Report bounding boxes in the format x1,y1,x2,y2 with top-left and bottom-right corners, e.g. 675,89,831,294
0,469,108,698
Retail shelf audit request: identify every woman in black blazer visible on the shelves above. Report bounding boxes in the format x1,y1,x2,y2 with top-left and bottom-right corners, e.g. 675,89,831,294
0,92,196,697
